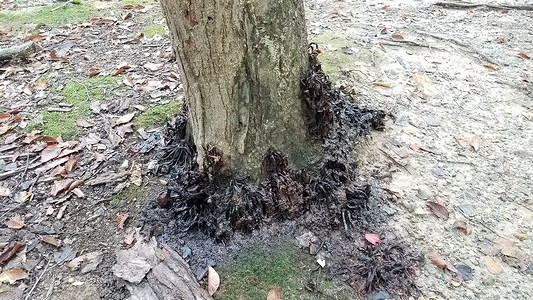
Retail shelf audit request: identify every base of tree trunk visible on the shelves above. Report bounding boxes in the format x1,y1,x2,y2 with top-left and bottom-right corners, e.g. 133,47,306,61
0,41,39,61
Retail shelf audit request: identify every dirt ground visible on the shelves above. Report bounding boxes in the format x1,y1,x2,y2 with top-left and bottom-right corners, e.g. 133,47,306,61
305,0,532,299
0,0,532,299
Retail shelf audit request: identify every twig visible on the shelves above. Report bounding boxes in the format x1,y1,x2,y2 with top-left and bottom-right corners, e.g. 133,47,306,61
415,30,498,65
434,2,533,11
24,259,55,300
50,0,74,12
379,149,412,175
71,79,91,102
20,153,31,182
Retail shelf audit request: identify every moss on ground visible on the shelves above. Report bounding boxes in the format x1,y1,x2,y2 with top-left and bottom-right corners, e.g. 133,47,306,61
141,24,166,37
215,243,350,300
0,1,96,31
134,101,182,129
112,184,145,205
313,33,353,80
31,76,120,138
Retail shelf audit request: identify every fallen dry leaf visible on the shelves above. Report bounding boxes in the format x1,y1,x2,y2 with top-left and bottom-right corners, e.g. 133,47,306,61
117,213,129,229
0,243,24,265
51,166,67,177
392,34,404,40
267,289,281,300
517,53,530,59
483,256,502,274
373,82,389,87
65,156,78,172
364,233,382,245
0,186,11,197
208,266,220,296
453,220,470,234
116,113,135,125
41,146,62,163
123,77,134,87
67,179,84,193
0,270,28,284
469,138,480,151
35,79,47,90
6,214,24,229
72,188,85,198
130,162,142,186
483,64,496,70
51,179,75,196
41,235,60,247
427,200,449,220
429,248,447,269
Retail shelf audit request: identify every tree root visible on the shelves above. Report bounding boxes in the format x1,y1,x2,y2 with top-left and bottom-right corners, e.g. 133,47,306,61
0,41,40,61
434,2,533,11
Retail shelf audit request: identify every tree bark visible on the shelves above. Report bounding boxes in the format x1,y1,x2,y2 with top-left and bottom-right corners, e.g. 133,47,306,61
160,0,318,178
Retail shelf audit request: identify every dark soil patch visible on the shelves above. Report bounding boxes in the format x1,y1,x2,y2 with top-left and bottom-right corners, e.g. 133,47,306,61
141,47,421,298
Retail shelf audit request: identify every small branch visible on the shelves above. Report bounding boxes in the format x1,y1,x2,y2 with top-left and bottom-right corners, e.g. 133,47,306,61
0,41,39,61
434,2,533,11
51,0,75,12
24,259,56,300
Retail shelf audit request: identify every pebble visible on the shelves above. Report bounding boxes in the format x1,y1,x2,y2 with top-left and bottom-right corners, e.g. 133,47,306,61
417,186,431,200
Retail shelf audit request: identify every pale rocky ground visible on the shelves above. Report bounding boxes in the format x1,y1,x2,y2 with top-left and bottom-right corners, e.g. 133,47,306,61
307,0,532,299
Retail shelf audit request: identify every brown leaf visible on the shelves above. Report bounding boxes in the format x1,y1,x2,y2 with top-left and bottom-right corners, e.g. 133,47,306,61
267,289,281,300
35,79,47,90
65,156,78,172
41,235,60,247
130,162,142,186
427,200,449,220
51,179,74,196
0,243,23,265
494,37,506,44
89,70,101,78
429,248,447,269
392,34,404,40
116,123,133,138
123,12,132,20
67,179,84,193
113,68,127,76
469,138,480,151
0,270,28,284
373,82,389,87
116,113,135,125
76,119,95,128
517,53,530,59
6,214,24,229
117,213,129,229
483,64,496,70
484,256,502,274
41,146,61,163
24,34,45,41
207,266,220,296
453,220,470,234
39,136,59,146
123,77,134,87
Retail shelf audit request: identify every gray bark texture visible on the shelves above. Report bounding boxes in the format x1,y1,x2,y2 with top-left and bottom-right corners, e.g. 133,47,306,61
160,0,318,178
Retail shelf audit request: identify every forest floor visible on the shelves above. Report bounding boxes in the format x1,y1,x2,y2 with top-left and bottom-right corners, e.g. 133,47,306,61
0,0,531,299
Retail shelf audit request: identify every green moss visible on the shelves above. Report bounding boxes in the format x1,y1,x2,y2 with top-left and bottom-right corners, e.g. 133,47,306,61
313,33,353,80
0,2,96,31
142,24,166,37
112,184,145,205
134,101,182,129
30,76,120,138
215,243,350,300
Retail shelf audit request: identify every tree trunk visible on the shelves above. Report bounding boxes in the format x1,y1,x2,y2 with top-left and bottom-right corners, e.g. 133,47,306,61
160,0,318,178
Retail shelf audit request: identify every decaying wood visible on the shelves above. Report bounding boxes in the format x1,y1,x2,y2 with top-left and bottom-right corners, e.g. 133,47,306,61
0,41,39,61
435,2,533,11
113,239,213,300
159,0,320,178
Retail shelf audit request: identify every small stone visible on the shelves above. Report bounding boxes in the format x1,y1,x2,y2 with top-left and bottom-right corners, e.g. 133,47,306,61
194,263,207,281
417,187,431,200
67,277,75,284
458,204,476,218
181,246,191,259
309,243,319,255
